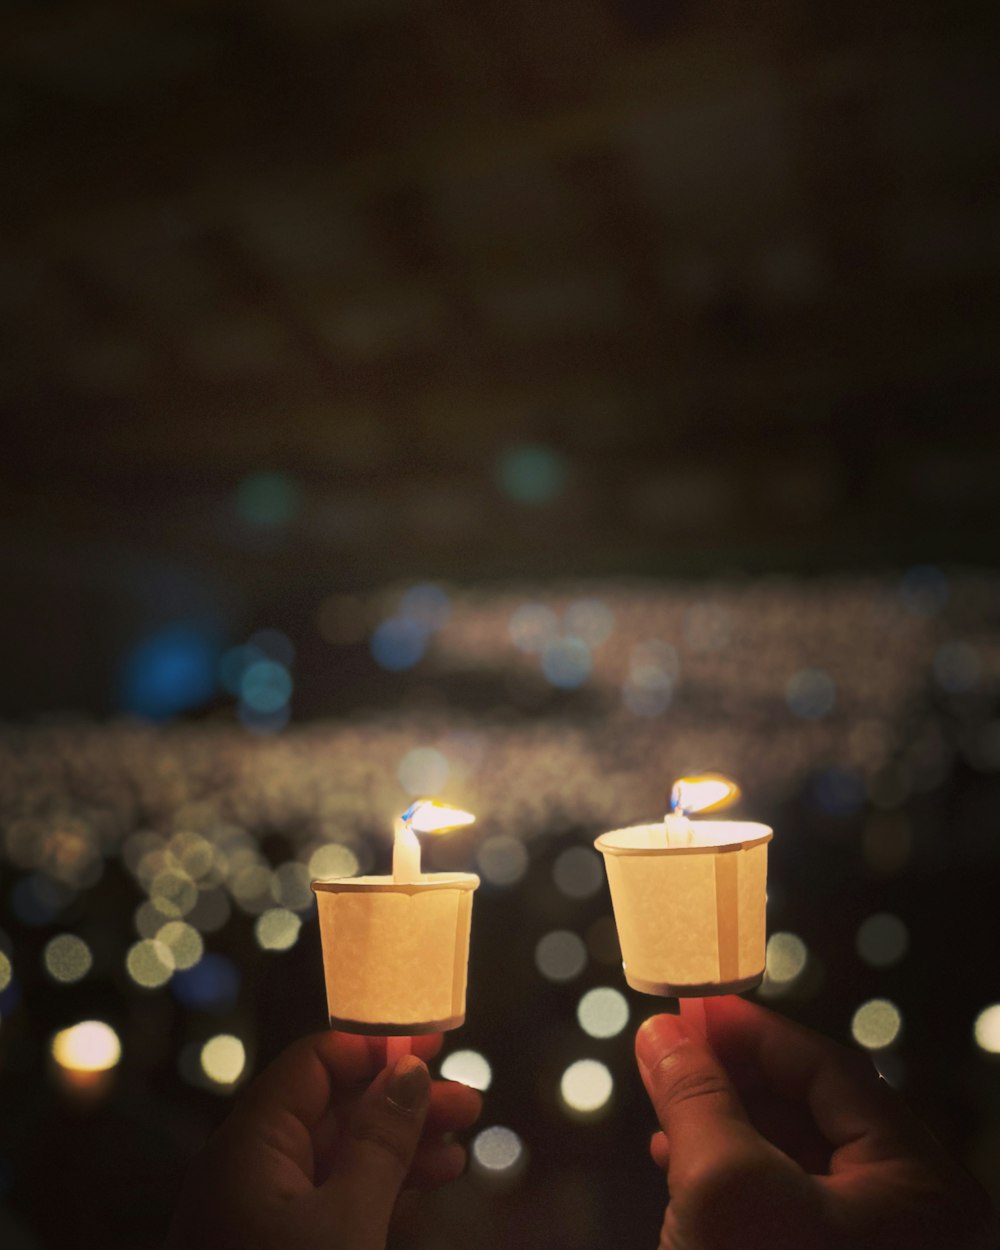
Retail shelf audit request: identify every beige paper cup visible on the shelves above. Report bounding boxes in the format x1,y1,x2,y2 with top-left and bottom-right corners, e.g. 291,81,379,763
595,822,772,997
311,873,479,1034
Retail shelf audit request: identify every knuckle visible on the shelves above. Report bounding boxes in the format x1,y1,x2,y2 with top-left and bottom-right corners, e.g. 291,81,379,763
656,1063,731,1111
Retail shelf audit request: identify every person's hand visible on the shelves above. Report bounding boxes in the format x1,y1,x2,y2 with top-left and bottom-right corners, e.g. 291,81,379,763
636,997,999,1250
166,1031,482,1250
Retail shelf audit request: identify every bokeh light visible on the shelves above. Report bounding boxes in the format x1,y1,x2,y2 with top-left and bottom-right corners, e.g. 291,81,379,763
553,847,604,899
541,637,591,688
855,913,909,968
370,617,427,671
0,953,11,993
126,939,175,988
577,987,629,1039
43,935,93,984
270,862,314,911
535,930,587,982
851,999,903,1050
400,583,450,630
308,844,360,880
51,1021,121,1073
440,1049,492,1090
255,907,301,951
496,443,568,505
121,624,218,719
155,921,204,971
171,953,240,1012
200,1034,246,1087
398,746,450,795
765,932,808,984
240,659,293,714
973,1005,1000,1055
471,1125,525,1173
560,1059,613,1115
477,835,529,887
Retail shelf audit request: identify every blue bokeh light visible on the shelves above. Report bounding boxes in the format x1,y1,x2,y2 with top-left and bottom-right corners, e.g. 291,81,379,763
240,660,293,713
370,617,427,671
400,583,450,631
171,953,241,1012
541,636,592,688
121,624,219,719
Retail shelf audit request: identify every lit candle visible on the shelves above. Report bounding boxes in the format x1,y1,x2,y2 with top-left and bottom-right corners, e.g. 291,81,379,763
393,799,475,883
312,798,479,1039
597,774,772,998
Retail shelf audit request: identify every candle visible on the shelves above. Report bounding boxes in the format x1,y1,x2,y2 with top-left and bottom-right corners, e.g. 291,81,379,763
312,799,479,1036
393,799,475,883
596,775,772,997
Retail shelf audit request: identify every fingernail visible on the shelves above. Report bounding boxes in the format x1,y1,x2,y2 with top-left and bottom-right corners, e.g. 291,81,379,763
636,1014,688,1072
386,1054,430,1113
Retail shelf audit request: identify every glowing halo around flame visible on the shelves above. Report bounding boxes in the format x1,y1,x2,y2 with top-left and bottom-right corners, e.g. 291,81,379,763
669,774,741,816
402,799,476,835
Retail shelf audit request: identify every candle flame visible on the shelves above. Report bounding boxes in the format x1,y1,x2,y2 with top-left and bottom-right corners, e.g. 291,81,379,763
402,799,476,835
670,774,740,816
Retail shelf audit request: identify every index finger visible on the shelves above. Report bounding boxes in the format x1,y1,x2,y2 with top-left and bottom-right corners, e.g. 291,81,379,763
237,1031,375,1132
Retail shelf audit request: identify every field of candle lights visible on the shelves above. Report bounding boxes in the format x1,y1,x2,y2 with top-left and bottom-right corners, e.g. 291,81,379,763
0,569,998,1249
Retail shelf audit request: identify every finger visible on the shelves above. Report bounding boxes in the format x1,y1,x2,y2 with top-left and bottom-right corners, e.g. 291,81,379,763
425,1081,482,1133
232,1030,375,1170
323,1054,431,1247
636,1013,761,1182
407,1141,467,1188
705,997,920,1170
649,1130,671,1172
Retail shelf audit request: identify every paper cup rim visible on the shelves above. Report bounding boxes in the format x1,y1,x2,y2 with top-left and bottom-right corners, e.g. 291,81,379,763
595,821,772,856
311,872,480,895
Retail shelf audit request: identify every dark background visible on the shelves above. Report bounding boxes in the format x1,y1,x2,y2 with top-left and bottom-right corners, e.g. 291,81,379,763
0,0,998,1246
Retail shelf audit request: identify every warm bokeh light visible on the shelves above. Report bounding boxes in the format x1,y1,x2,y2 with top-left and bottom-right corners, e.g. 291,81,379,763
398,747,450,796
51,1021,121,1073
155,921,204,971
440,1049,492,1091
126,938,175,988
254,907,301,951
471,1125,524,1173
0,951,11,993
765,932,808,984
577,987,629,1039
855,913,909,968
43,934,93,984
200,1034,246,1086
974,1005,1000,1055
560,1059,614,1115
308,843,360,880
851,999,903,1050
535,930,587,982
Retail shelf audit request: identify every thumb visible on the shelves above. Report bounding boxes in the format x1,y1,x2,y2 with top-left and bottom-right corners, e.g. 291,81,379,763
323,1053,430,1247
636,1013,759,1180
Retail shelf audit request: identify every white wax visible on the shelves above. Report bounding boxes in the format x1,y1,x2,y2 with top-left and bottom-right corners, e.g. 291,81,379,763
392,821,422,883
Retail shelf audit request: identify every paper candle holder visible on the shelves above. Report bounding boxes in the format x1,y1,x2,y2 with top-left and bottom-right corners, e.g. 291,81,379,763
595,821,772,997
311,873,479,1035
